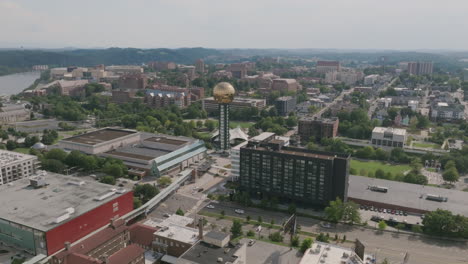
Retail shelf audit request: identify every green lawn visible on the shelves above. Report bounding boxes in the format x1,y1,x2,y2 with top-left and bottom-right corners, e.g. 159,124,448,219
351,159,411,176
13,148,30,154
413,142,440,149
229,121,254,129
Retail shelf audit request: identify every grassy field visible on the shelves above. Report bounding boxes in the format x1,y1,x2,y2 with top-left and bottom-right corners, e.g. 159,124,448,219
351,159,411,175
229,121,254,128
413,142,440,149
13,148,30,154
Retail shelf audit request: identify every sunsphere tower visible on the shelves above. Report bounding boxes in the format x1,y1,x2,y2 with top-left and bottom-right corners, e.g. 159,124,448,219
213,82,236,153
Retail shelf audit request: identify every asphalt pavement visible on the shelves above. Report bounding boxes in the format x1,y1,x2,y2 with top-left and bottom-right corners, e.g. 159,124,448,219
199,202,468,264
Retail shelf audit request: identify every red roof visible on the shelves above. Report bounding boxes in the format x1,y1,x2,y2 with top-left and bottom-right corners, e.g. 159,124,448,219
108,244,145,264
129,223,157,246
67,253,102,264
55,219,128,260
317,61,340,67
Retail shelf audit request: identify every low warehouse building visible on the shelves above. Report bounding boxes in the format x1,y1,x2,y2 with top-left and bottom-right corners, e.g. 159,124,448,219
0,172,133,256
349,175,468,216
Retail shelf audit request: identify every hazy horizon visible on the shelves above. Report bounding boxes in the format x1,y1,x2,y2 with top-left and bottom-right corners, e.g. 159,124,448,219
1,0,467,50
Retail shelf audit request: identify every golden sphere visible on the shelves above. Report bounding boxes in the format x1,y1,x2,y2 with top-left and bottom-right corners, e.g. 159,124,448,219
213,82,235,104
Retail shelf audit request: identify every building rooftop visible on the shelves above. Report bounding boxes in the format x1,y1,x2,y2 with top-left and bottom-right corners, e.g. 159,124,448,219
179,241,243,264
0,172,130,231
317,61,340,67
108,244,145,264
0,149,37,167
299,242,374,264
372,127,406,136
204,230,230,241
61,128,138,146
144,214,194,228
276,96,294,101
349,175,468,216
154,224,201,244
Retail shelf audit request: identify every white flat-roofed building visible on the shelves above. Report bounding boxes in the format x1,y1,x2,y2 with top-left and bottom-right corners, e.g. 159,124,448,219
408,100,419,111
299,242,374,264
105,65,143,74
371,127,407,148
0,150,38,185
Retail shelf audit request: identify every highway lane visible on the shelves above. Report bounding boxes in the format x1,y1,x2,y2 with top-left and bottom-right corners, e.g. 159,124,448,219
199,202,468,264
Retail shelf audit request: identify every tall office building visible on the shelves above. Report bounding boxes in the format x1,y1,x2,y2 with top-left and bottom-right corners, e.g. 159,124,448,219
239,133,350,206
195,59,205,73
275,96,297,116
213,82,236,152
407,61,433,75
298,117,339,143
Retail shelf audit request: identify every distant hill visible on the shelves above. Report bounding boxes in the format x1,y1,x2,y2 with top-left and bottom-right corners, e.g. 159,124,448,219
0,47,222,68
0,47,465,73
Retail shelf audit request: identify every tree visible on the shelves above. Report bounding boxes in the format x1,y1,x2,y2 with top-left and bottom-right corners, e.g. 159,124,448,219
395,223,405,233
176,208,185,216
422,209,468,238
316,233,329,242
45,149,68,162
445,160,457,170
380,258,390,264
325,197,344,222
247,230,255,237
134,184,159,203
270,219,275,228
6,140,16,150
246,215,251,223
411,225,423,233
288,203,297,214
248,126,259,137
375,169,385,179
342,201,361,224
258,216,263,224
205,120,216,131
417,115,430,129
410,158,423,173
375,148,389,161
356,146,375,159
268,231,283,242
443,167,460,184
220,210,225,218
230,219,243,238
300,237,313,253
100,175,116,185
102,163,125,178
133,197,142,209
291,235,300,247
378,221,387,231
158,176,172,186
41,159,66,173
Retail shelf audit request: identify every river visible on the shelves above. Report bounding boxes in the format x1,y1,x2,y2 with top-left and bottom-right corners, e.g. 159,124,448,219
0,72,40,96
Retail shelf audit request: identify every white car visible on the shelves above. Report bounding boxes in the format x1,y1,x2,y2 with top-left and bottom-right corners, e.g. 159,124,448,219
235,209,245,214
206,205,215,209
320,222,332,229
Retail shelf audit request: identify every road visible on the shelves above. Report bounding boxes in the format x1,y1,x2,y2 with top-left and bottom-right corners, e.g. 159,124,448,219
367,77,398,119
199,202,468,264
312,87,355,118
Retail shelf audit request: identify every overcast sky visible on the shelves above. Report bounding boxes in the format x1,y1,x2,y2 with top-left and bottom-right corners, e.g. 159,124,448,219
1,0,467,50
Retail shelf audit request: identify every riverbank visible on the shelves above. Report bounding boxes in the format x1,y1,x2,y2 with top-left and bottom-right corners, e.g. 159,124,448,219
0,72,41,96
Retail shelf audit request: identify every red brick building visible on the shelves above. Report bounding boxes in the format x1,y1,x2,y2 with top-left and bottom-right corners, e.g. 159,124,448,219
118,74,148,89
298,117,339,143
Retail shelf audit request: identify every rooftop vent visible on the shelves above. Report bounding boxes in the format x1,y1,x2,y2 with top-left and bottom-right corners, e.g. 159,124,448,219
30,177,47,188
67,180,85,186
93,191,116,201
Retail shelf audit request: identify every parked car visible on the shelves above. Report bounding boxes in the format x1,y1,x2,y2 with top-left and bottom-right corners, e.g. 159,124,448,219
371,215,383,222
206,205,215,209
320,222,332,229
403,211,408,216
248,239,256,246
235,209,245,214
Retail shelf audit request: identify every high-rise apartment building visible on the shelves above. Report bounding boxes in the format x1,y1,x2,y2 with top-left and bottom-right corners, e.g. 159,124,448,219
407,61,433,75
0,150,38,185
239,133,350,206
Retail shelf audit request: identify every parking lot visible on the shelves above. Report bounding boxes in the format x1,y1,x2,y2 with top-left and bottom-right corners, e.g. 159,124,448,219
359,205,424,225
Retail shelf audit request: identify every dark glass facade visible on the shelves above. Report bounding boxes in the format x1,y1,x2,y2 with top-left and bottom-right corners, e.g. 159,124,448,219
239,144,349,206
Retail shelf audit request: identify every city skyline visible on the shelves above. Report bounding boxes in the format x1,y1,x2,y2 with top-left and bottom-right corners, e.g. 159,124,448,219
1,0,468,50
